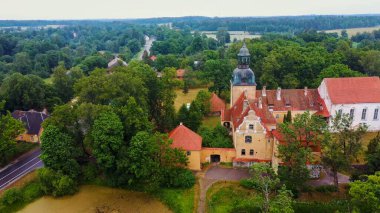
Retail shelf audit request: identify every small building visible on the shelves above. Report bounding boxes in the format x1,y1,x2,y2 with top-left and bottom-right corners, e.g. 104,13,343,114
169,123,202,171
176,69,186,80
210,93,226,116
108,56,128,69
150,55,157,61
11,110,49,143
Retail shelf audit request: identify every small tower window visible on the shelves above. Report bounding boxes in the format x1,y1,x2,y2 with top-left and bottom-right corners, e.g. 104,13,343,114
245,136,252,143
249,149,254,156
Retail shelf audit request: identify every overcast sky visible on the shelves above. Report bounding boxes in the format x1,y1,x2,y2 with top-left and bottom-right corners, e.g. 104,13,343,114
0,0,379,20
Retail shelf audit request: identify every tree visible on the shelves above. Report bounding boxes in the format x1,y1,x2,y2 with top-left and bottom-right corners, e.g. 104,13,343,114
313,64,364,87
52,63,84,103
341,30,348,38
283,111,292,123
203,59,234,96
0,110,24,165
366,133,380,174
322,113,367,189
349,172,380,213
360,50,380,76
13,52,32,74
199,124,233,148
243,163,294,213
90,112,124,173
40,125,81,178
278,111,329,193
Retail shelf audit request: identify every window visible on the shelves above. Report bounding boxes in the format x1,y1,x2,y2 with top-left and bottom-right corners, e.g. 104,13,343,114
362,108,367,120
241,149,246,156
249,149,254,156
275,114,280,119
338,109,342,115
249,124,254,130
186,151,191,156
350,109,355,119
245,136,252,143
374,108,379,120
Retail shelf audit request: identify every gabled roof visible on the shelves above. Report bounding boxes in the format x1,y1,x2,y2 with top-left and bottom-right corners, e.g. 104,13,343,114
108,57,127,68
210,93,226,113
11,110,49,135
323,77,380,104
169,124,202,151
150,55,157,61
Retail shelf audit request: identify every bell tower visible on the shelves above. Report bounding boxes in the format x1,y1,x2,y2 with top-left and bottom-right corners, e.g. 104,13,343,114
231,42,256,106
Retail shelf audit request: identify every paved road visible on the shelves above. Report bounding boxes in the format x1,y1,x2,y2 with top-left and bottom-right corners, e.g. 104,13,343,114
308,169,350,186
137,36,156,60
0,148,43,190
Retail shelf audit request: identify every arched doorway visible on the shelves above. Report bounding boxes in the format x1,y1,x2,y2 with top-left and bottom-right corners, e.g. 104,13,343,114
210,155,220,163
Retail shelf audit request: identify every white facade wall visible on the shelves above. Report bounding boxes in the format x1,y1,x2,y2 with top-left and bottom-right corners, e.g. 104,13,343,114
318,80,380,131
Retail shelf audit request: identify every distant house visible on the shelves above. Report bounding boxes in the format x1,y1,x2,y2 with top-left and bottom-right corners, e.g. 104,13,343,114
169,123,202,170
150,55,157,61
176,69,186,80
11,110,49,143
210,93,226,116
108,56,128,69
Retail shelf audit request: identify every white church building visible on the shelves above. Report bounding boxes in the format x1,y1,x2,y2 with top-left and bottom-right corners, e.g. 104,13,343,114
318,77,380,131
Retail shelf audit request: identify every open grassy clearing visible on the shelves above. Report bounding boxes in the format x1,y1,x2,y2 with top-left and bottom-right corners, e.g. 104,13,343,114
174,88,207,111
322,26,380,37
201,116,221,128
155,186,195,213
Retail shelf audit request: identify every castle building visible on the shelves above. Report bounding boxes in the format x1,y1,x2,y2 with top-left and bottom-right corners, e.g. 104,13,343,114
170,43,380,172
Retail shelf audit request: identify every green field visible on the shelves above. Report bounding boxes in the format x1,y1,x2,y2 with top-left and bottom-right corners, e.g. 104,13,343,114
174,88,207,111
322,26,380,37
196,31,261,41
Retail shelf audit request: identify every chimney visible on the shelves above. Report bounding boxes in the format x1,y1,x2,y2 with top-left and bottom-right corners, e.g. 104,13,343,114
258,97,263,109
304,86,308,96
262,86,267,97
276,87,281,101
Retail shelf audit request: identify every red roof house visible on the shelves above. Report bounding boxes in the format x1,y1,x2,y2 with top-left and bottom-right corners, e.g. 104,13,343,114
176,69,186,80
323,77,380,104
210,93,226,113
169,123,202,151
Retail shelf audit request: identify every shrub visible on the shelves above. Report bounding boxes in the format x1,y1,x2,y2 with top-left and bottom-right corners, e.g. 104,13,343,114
81,163,98,182
38,168,78,197
22,182,43,202
293,200,350,213
1,188,22,206
314,185,338,193
163,168,195,188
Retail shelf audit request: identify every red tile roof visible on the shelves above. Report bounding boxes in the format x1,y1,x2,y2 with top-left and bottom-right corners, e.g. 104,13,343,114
324,77,380,104
210,93,226,113
150,55,157,61
176,69,186,78
169,124,202,151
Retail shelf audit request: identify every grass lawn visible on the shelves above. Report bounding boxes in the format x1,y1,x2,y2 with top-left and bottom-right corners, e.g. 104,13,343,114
206,181,261,213
155,186,195,213
174,88,207,111
43,77,53,85
202,116,221,128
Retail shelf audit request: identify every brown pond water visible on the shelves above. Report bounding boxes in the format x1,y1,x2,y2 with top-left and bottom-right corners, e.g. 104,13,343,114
19,185,172,213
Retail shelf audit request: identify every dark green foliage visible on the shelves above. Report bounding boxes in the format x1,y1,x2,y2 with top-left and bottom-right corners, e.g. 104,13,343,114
349,172,380,213
198,125,233,148
38,168,78,197
313,185,338,193
366,133,380,174
0,73,61,111
292,200,350,213
1,189,22,206
283,111,292,123
0,111,24,165
162,168,195,188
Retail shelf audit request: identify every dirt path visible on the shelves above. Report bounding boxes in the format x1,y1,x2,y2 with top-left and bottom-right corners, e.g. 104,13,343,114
308,169,350,186
196,166,250,213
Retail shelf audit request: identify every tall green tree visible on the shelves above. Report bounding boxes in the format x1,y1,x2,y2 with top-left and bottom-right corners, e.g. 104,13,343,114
349,172,380,213
322,113,367,189
365,133,380,174
90,112,124,173
278,111,329,193
0,109,24,165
